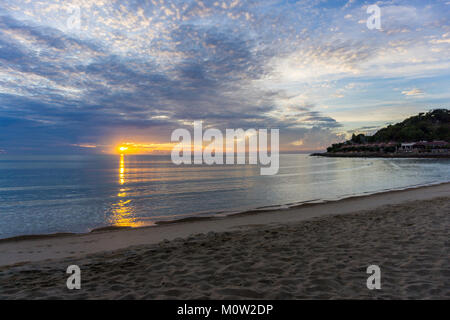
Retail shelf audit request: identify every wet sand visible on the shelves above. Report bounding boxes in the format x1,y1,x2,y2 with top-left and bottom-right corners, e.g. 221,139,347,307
0,183,449,299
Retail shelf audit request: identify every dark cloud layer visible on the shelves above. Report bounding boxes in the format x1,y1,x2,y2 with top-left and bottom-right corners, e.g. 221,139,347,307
0,10,343,153
2,0,445,153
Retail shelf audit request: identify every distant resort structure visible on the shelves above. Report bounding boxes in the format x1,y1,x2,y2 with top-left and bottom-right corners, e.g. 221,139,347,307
398,141,449,154
313,140,450,158
313,109,450,158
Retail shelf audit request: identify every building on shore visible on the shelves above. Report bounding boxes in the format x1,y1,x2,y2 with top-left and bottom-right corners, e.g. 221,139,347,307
398,141,449,154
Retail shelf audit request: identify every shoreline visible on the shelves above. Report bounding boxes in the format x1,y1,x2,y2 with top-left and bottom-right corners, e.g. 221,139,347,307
0,183,449,299
0,181,449,267
311,152,450,158
0,180,448,244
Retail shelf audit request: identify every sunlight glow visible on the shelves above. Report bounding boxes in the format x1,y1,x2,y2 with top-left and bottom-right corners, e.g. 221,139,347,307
115,142,175,154
119,154,125,185
110,156,152,228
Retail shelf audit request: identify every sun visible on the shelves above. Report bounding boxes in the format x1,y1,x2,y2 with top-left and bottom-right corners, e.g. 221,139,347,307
114,141,176,154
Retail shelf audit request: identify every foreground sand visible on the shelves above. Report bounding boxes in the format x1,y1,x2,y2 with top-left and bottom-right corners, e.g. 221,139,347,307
0,184,449,299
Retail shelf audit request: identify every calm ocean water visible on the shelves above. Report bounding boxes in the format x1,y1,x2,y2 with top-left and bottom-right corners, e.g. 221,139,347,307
0,154,449,239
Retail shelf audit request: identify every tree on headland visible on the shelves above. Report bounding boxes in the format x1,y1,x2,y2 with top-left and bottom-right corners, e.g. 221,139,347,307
351,133,367,144
326,109,450,153
368,109,450,143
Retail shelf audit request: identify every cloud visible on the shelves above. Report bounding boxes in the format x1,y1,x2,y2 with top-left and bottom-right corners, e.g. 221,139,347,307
72,144,97,148
343,0,356,10
290,139,304,146
346,125,382,137
0,0,448,153
430,38,450,44
401,89,425,96
282,127,346,152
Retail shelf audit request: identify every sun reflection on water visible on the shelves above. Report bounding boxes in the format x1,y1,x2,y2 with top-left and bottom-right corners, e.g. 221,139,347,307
109,154,143,227
119,154,125,185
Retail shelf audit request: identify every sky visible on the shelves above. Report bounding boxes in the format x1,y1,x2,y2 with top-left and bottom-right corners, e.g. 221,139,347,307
0,0,449,154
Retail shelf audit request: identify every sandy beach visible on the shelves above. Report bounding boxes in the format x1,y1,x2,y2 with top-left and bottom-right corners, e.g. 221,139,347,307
0,183,449,299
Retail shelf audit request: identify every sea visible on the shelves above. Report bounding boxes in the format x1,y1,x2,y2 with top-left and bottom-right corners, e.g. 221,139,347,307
0,154,449,239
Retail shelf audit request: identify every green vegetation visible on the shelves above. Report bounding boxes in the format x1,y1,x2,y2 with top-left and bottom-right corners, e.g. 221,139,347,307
367,109,450,143
326,109,450,153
